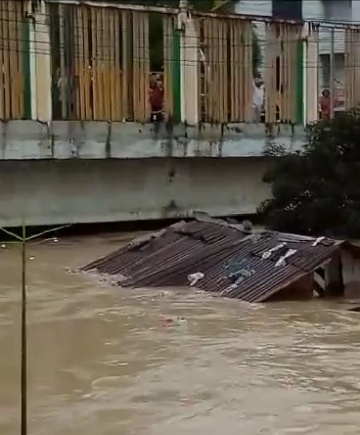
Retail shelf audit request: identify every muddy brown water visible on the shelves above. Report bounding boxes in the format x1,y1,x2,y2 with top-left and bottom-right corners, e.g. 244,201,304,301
1,233,360,434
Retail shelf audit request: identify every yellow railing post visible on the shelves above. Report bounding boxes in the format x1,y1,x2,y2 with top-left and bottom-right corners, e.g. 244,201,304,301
132,11,150,123
0,1,25,120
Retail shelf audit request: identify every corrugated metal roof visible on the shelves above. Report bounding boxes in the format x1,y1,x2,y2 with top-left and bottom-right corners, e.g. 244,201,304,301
193,247,306,302
82,218,340,303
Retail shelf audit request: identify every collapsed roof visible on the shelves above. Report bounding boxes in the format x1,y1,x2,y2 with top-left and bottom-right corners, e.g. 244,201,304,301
81,217,340,303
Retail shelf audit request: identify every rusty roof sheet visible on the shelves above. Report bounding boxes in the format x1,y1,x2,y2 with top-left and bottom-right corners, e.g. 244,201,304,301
82,218,340,303
191,247,306,303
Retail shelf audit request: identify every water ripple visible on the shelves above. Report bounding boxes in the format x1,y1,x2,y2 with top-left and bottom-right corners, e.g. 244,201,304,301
1,237,360,434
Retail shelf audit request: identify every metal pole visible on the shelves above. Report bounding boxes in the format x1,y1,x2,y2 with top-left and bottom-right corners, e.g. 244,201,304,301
0,223,70,435
21,224,27,435
211,0,231,12
0,222,72,435
330,27,335,118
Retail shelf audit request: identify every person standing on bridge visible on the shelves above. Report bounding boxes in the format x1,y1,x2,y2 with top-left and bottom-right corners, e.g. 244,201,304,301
319,89,336,120
252,75,264,123
149,74,164,122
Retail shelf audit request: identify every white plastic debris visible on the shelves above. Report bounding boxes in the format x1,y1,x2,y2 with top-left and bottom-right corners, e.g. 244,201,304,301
262,242,287,259
176,316,187,325
1,244,6,249
275,249,297,267
312,236,325,246
187,272,205,287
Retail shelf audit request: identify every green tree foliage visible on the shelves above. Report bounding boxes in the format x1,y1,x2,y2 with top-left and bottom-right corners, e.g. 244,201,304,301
120,0,262,72
258,109,360,238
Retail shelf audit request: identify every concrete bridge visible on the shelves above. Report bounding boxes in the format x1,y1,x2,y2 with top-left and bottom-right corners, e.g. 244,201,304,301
0,120,305,227
0,0,350,227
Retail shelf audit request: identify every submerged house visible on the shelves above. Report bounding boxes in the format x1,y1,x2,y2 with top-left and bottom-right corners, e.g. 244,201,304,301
82,217,345,303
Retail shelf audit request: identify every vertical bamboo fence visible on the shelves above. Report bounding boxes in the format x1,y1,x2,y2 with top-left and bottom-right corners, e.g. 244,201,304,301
163,14,174,119
229,18,253,122
0,1,25,120
198,15,253,123
52,3,175,122
264,22,302,123
45,2,360,125
71,6,152,121
201,17,228,123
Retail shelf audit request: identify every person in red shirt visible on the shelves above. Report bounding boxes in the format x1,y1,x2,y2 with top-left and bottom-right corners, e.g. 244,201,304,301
149,74,164,121
319,89,332,119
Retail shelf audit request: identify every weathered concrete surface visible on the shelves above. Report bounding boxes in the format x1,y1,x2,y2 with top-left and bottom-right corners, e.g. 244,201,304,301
0,158,271,227
0,120,305,160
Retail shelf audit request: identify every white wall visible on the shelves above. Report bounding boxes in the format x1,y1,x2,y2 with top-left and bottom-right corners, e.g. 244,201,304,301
0,158,272,227
234,0,271,17
341,251,360,286
235,0,352,55
302,0,324,21
303,0,350,54
341,250,360,298
303,0,352,22
353,0,360,21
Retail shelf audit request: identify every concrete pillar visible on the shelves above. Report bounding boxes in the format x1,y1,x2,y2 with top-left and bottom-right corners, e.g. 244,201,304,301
305,23,319,123
30,0,52,121
182,14,199,124
302,38,307,125
176,3,200,124
28,14,37,119
35,1,52,121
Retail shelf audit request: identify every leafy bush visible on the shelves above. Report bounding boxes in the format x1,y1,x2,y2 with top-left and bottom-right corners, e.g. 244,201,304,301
258,109,360,238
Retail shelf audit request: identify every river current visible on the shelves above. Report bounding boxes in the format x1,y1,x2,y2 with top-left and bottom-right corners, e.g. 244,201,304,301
1,232,360,434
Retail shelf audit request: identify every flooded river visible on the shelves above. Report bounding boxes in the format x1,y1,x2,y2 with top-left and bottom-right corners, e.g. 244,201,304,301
1,233,360,434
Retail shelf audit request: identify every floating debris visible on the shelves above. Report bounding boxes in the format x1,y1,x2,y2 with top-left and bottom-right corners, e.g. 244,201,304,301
159,315,187,327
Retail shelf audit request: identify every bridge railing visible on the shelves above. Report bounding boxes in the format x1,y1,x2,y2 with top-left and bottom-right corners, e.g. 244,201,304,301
193,14,303,124
49,2,177,123
0,1,358,124
48,1,305,124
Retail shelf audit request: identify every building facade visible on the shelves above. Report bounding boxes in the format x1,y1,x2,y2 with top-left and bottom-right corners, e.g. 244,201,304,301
235,0,356,111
